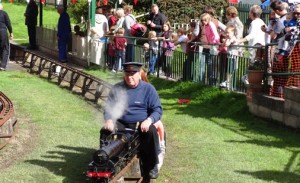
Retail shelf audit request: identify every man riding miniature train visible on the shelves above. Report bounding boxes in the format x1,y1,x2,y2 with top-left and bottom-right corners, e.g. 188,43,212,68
100,62,163,179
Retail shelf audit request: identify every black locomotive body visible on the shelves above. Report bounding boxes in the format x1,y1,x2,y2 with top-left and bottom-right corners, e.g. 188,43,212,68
86,129,140,182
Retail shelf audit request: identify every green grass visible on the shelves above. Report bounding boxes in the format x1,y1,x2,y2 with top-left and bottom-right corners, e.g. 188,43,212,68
1,69,300,183
3,2,59,45
149,78,300,183
0,71,101,182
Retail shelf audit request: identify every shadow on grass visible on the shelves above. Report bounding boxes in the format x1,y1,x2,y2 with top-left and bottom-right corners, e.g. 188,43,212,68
25,145,95,183
236,170,300,183
150,78,300,181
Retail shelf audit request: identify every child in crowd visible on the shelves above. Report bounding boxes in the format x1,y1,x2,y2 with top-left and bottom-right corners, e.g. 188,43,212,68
261,9,280,44
200,13,220,49
175,28,188,53
218,32,228,83
74,25,85,37
158,21,174,77
219,24,240,90
142,43,150,69
277,12,297,58
165,32,177,56
107,35,115,70
113,28,127,72
218,33,228,53
108,8,118,30
281,6,300,56
200,13,220,85
148,31,159,75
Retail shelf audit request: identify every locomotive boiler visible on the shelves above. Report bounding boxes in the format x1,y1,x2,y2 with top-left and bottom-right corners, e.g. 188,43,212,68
86,129,140,182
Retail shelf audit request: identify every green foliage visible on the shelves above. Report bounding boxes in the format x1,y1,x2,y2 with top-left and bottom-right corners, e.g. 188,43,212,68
68,0,89,24
248,60,264,70
156,0,229,23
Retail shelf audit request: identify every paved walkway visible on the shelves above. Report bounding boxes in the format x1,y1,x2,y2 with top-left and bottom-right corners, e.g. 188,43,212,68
5,61,27,72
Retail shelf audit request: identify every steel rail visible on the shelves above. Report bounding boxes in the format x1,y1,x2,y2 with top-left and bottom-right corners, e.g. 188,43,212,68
0,92,18,150
22,50,113,103
10,45,144,182
109,155,143,183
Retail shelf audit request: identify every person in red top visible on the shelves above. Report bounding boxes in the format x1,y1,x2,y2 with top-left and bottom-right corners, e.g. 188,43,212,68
183,21,200,81
113,28,127,72
108,8,118,30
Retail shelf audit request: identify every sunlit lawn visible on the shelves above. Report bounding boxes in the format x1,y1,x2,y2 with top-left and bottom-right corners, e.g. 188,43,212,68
1,69,300,182
3,2,59,45
1,2,300,182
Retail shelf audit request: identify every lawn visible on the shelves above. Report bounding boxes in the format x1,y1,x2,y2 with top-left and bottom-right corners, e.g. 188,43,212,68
2,2,59,45
1,70,300,183
1,2,300,183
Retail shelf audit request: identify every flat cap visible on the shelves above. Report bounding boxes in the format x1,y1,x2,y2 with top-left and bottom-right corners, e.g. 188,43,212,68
123,62,143,72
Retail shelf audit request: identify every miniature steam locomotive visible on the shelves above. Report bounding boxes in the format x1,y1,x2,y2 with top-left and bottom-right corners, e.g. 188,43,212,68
86,129,140,183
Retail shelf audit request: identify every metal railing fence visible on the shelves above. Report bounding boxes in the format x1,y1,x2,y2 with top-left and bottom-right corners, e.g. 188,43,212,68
35,27,300,98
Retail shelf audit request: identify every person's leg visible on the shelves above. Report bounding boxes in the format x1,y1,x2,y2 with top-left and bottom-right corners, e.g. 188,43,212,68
139,124,160,179
28,25,37,48
58,39,68,62
113,51,120,71
153,121,165,171
126,44,134,62
149,54,155,73
0,31,9,69
121,50,126,70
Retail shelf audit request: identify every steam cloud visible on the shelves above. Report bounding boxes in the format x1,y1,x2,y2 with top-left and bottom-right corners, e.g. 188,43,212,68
104,86,128,127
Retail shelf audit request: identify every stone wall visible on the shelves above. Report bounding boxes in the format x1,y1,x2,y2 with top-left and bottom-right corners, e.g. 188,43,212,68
247,87,300,129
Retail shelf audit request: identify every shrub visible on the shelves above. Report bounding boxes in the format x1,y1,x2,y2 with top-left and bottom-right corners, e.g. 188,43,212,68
68,0,89,24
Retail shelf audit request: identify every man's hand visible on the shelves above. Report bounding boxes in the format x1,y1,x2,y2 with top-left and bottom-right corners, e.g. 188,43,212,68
261,25,266,32
104,119,114,132
150,22,156,28
141,118,152,132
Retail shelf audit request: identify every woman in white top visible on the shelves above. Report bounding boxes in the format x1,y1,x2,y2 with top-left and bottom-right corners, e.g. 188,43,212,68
122,5,136,62
112,8,125,34
225,6,244,39
239,5,266,62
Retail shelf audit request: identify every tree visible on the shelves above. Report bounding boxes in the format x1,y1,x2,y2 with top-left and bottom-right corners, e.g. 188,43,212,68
156,0,229,23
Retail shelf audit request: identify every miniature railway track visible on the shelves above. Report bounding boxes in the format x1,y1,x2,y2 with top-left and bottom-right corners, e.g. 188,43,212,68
0,92,18,150
109,155,144,183
20,49,113,104
8,45,145,182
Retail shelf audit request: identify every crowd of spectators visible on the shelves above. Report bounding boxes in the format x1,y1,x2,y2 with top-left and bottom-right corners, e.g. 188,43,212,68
90,1,300,92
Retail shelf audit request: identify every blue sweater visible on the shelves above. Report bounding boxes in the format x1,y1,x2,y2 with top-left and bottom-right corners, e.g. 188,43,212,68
57,12,71,41
104,80,162,124
0,10,12,33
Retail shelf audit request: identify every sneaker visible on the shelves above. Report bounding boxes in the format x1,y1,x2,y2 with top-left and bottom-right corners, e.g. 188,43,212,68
60,60,68,63
241,75,249,85
148,165,159,179
111,69,116,73
220,80,229,88
0,67,6,71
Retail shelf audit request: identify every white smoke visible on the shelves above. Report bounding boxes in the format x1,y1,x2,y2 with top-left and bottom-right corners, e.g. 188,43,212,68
104,86,128,126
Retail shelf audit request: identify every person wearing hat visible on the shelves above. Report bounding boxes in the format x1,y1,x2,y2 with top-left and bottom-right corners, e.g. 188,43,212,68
101,62,162,179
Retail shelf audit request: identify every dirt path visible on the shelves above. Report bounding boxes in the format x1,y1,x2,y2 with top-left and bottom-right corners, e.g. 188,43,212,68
0,115,39,170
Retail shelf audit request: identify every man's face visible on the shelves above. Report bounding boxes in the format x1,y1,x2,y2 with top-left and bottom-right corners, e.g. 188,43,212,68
124,71,140,88
152,6,159,14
